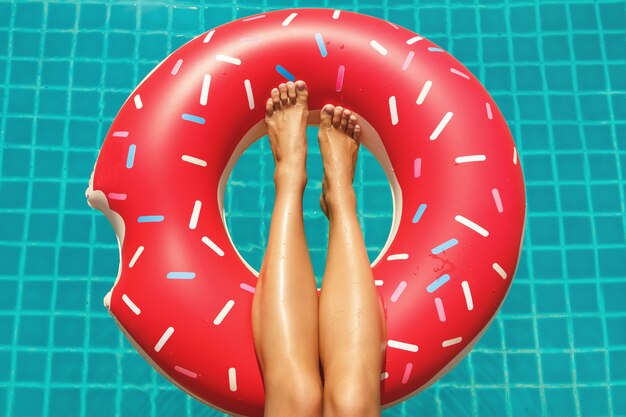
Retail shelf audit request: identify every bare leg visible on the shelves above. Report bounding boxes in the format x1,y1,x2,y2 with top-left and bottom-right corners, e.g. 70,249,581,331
318,105,387,417
251,81,323,417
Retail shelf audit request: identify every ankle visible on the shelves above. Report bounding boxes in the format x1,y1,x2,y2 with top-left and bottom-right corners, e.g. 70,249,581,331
274,163,307,192
324,187,357,217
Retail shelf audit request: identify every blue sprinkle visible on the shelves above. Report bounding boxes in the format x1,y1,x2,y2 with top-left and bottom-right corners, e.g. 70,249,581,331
428,47,444,52
126,144,136,168
426,274,451,293
315,33,328,58
431,238,459,255
276,64,295,81
181,113,206,124
167,272,196,279
412,203,427,223
138,215,164,223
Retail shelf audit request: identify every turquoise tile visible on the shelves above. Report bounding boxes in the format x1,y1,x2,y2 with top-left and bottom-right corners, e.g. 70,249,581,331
22,281,54,310
575,351,607,383
47,3,77,30
545,388,577,417
85,389,117,417
12,387,45,417
578,386,610,417
48,388,81,417
50,351,83,383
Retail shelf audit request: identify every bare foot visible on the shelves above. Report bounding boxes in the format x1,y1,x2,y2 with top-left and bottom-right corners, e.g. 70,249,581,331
317,104,361,217
265,80,309,190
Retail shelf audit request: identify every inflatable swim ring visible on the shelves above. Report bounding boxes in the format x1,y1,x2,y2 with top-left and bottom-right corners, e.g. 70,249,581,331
86,8,526,417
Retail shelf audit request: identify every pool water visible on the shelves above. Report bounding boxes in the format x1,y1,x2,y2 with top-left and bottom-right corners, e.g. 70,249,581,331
0,1,624,416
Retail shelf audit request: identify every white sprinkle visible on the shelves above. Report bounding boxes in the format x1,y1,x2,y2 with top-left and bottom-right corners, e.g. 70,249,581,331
442,337,463,347
181,155,207,167
513,147,518,165
133,95,142,109
486,102,493,120
216,54,241,65
390,281,407,303
244,79,254,110
387,253,409,261
387,340,419,352
243,14,265,22
200,74,211,105
430,111,453,140
171,59,183,75
154,327,174,352
282,12,297,26
214,300,235,325
129,246,144,268
122,294,141,315
374,280,384,287
189,200,202,230
461,281,474,311
450,68,470,79
203,30,215,43
380,371,389,380
228,367,237,391
389,96,398,125
455,155,486,164
416,80,432,105
174,366,197,378
370,40,388,55
202,236,224,256
332,10,341,19
402,51,415,71
455,215,489,237
493,262,507,279
406,36,423,45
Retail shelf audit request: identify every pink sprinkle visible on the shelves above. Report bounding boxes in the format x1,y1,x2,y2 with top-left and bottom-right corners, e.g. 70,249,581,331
486,102,493,120
450,68,470,79
414,158,422,178
171,59,183,75
492,188,504,213
240,283,256,293
108,193,127,200
390,281,407,303
402,363,413,384
402,51,415,71
336,65,345,92
387,21,400,29
174,366,198,378
112,131,128,137
434,297,446,322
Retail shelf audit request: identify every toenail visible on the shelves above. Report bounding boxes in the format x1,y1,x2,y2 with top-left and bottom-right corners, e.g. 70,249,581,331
297,82,305,90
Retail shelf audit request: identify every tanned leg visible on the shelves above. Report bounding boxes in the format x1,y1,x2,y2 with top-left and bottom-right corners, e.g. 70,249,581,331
317,105,387,417
251,80,323,417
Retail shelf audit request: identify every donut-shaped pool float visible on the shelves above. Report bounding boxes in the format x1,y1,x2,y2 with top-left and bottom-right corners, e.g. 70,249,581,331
86,8,526,417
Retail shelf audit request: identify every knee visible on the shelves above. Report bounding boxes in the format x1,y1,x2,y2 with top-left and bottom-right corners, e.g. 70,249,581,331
324,381,380,417
265,374,323,417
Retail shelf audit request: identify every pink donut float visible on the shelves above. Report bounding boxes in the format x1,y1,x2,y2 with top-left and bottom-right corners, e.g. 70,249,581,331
86,8,526,417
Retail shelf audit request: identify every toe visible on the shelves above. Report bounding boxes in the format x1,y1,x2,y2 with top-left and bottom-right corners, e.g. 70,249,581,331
286,81,297,103
271,88,281,110
340,109,351,131
295,80,308,103
353,124,362,141
332,106,343,128
265,98,274,117
279,83,288,105
346,114,357,136
320,104,335,128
